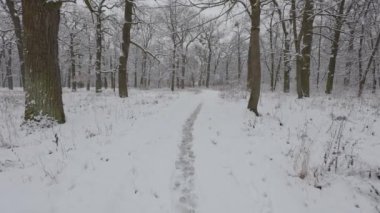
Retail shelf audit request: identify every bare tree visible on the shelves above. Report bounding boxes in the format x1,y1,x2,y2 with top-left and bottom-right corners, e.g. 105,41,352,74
22,0,65,123
118,0,133,98
247,0,262,116
1,0,24,88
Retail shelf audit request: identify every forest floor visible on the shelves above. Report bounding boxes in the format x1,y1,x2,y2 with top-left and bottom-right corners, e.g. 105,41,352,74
0,87,380,213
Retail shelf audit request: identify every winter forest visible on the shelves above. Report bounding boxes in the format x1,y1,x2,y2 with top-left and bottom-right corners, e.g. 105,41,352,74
0,0,380,212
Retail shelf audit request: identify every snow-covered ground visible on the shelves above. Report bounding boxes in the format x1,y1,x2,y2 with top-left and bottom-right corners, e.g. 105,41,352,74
0,88,379,213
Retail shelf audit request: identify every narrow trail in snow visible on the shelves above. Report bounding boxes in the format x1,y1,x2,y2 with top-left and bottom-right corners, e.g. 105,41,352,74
173,103,203,213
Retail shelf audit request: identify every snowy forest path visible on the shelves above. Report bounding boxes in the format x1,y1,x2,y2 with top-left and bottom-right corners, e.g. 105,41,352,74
42,90,205,213
172,103,202,213
191,90,271,212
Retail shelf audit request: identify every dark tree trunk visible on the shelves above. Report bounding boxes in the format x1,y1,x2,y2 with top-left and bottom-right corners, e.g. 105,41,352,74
205,48,212,88
272,0,291,93
299,0,314,97
316,17,323,89
6,43,13,90
358,32,380,97
268,11,275,91
237,29,242,81
134,48,138,88
181,53,186,89
5,0,24,89
325,0,345,94
148,60,151,88
372,58,376,94
87,52,92,91
110,55,115,92
95,14,102,93
0,42,3,87
358,25,364,83
344,26,355,86
22,0,65,123
103,76,108,89
171,45,176,92
176,57,180,89
225,56,229,83
70,33,76,92
118,0,133,97
67,69,71,88
140,52,147,88
291,0,303,98
86,30,91,91
247,0,261,116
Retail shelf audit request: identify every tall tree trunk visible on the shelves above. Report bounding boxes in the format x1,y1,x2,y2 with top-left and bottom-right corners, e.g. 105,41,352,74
148,59,151,88
225,56,229,84
299,0,314,97
269,10,275,91
372,57,376,94
205,47,212,88
86,29,91,91
344,26,355,86
325,0,345,94
237,29,242,82
103,76,108,89
5,0,24,89
176,57,180,88
95,14,102,93
118,0,133,98
0,42,3,87
273,50,282,91
140,52,147,88
87,52,92,91
272,0,291,93
291,0,303,98
316,17,323,89
358,25,364,83
247,0,261,116
268,11,275,91
67,68,71,88
171,44,176,91
358,32,380,97
6,43,13,90
134,48,138,88
181,53,186,89
70,33,76,92
110,55,115,92
22,0,65,123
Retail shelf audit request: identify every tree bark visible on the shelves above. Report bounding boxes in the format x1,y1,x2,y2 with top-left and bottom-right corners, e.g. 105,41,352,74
171,44,176,91
269,10,275,91
181,53,186,89
95,14,102,93
272,0,291,93
299,0,314,97
237,27,242,81
358,32,380,97
23,0,65,123
6,43,13,90
225,55,229,83
325,0,345,94
344,26,355,86
247,0,261,116
5,0,24,88
118,0,133,98
316,17,322,88
205,46,212,88
86,26,91,91
70,33,77,92
291,0,302,98
140,52,147,88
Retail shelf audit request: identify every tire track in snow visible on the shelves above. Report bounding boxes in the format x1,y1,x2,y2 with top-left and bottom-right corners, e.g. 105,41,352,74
173,103,202,213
